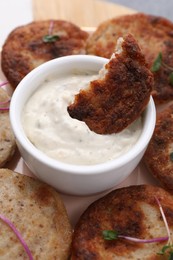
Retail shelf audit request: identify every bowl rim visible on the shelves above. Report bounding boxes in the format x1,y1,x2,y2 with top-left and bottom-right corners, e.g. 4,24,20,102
10,55,156,175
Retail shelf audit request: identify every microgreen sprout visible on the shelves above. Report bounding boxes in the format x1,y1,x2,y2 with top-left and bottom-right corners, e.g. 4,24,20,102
151,52,173,86
151,52,162,72
42,20,60,43
170,152,173,162
0,81,9,88
102,230,168,244
155,197,173,259
102,196,173,258
169,72,173,86
102,230,118,240
158,244,173,259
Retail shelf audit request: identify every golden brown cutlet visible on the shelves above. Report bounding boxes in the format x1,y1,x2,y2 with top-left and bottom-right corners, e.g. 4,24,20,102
86,13,173,104
0,168,72,259
144,103,173,192
1,20,89,88
68,34,153,135
71,185,173,259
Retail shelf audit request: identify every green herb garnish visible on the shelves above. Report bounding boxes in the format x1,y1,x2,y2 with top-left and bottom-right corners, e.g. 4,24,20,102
169,72,173,86
151,52,162,72
42,34,60,43
102,230,118,240
151,52,173,86
170,152,173,162
103,197,171,258
158,244,173,255
158,244,173,259
42,20,60,43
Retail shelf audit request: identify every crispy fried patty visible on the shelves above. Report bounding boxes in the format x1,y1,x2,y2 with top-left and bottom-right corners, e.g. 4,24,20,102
86,13,173,104
72,185,173,259
68,34,153,135
0,88,16,167
144,104,173,191
0,168,72,259
1,20,89,88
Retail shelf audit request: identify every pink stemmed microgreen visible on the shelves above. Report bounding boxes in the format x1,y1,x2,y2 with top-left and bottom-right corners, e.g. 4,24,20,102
154,196,170,242
0,214,33,260
42,20,60,43
48,20,54,35
102,196,173,258
0,81,8,88
155,197,173,259
102,230,168,244
0,98,11,111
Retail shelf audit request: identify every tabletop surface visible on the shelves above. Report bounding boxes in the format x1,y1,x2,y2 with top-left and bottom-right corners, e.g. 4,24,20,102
32,0,135,26
1,0,172,47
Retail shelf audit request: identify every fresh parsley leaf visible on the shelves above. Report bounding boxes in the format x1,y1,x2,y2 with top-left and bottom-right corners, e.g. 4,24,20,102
169,72,173,86
170,152,173,162
158,245,171,255
151,52,162,72
169,252,173,260
102,230,118,240
42,34,60,43
158,244,173,259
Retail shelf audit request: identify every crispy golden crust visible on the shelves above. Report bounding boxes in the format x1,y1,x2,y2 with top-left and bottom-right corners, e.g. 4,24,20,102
86,13,173,104
1,20,89,88
0,168,72,259
72,185,173,259
144,104,173,191
0,89,16,167
68,34,153,135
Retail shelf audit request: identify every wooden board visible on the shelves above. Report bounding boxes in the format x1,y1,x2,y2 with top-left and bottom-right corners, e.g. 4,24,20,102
32,0,136,27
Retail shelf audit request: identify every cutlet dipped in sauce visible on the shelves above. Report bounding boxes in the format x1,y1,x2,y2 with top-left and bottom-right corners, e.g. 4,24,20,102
22,71,142,165
67,34,153,135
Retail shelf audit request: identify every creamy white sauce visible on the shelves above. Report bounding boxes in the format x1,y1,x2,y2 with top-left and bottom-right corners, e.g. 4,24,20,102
22,73,142,165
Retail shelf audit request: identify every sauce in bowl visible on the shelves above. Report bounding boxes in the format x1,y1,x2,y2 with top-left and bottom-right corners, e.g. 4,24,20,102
22,72,142,165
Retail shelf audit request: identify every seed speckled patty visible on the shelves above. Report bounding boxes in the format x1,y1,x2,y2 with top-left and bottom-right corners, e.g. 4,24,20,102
72,185,173,259
0,168,72,259
144,103,173,191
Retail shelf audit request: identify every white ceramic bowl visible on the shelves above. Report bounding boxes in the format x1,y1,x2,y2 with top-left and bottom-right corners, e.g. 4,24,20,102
10,55,156,196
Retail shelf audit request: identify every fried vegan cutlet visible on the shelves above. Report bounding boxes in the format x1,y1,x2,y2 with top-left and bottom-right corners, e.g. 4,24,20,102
86,13,173,104
71,185,173,259
144,104,173,191
1,20,89,88
68,34,153,135
0,88,16,167
0,168,72,259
